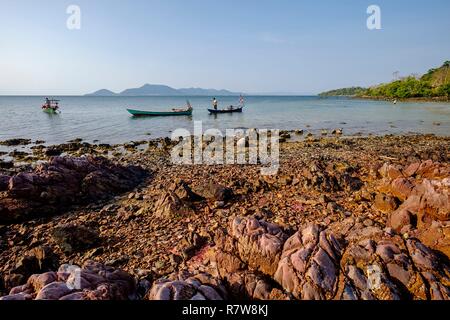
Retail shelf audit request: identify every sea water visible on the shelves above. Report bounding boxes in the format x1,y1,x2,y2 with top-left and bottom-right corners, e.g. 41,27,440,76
0,96,448,147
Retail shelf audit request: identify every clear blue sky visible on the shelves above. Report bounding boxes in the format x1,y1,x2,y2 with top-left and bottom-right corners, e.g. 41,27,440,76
0,0,449,95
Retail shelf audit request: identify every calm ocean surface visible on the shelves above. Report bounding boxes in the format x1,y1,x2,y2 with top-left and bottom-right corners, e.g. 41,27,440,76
0,96,449,146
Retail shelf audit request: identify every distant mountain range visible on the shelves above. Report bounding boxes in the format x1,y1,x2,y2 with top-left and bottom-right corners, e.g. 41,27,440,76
85,84,240,96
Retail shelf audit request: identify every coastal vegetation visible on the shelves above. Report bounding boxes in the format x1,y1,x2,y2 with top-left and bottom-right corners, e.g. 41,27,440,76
319,87,367,97
320,61,450,100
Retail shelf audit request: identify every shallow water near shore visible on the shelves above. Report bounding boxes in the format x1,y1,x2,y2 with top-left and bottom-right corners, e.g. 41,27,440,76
0,96,449,148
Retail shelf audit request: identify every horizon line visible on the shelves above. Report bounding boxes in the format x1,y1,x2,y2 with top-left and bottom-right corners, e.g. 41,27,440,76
0,93,320,97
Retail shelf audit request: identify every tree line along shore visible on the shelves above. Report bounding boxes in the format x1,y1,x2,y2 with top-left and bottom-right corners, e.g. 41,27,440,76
319,61,450,101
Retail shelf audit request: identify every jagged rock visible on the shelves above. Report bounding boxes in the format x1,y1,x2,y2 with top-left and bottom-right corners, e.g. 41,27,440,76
0,139,31,146
0,156,147,223
403,162,420,177
224,271,289,300
302,161,340,192
27,272,58,293
374,193,398,213
415,160,449,179
0,175,9,191
2,246,59,291
390,178,414,201
405,239,450,300
11,246,59,280
9,150,29,160
339,235,412,300
1,136,449,302
415,220,450,259
0,261,136,300
378,161,449,259
178,232,207,260
274,224,345,300
154,192,195,219
194,183,233,202
210,216,450,301
388,208,413,233
415,179,449,223
146,271,227,300
0,161,13,169
340,173,363,192
51,224,100,254
379,163,403,180
211,250,246,277
210,247,289,300
337,226,450,300
44,147,62,157
227,216,288,276
301,160,362,193
36,282,73,300
170,179,202,202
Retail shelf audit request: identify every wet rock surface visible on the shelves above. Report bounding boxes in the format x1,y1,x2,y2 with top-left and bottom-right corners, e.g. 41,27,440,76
0,134,449,300
0,139,31,147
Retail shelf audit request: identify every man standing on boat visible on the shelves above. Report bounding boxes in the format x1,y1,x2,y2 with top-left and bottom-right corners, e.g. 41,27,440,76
212,97,218,110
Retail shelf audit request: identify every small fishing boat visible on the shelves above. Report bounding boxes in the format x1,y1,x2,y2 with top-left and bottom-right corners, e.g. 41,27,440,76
127,108,193,117
208,95,245,114
42,98,60,114
208,106,244,114
127,101,193,117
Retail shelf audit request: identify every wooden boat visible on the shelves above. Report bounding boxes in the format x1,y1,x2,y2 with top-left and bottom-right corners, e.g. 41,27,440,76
127,100,193,117
127,108,193,117
208,96,245,114
208,106,243,114
42,98,60,114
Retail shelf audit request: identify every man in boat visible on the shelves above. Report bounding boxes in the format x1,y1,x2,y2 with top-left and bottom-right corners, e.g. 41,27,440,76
212,97,218,110
184,100,193,112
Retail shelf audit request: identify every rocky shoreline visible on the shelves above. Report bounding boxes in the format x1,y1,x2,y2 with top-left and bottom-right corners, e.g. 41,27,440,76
353,95,450,103
0,133,449,300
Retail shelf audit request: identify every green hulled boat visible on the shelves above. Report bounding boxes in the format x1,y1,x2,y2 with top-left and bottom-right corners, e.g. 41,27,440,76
127,101,193,117
127,108,192,117
43,107,59,114
42,98,60,114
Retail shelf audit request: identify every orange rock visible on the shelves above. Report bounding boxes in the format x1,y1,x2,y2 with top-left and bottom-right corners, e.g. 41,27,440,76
390,178,414,201
374,193,398,213
379,163,403,180
403,162,420,177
